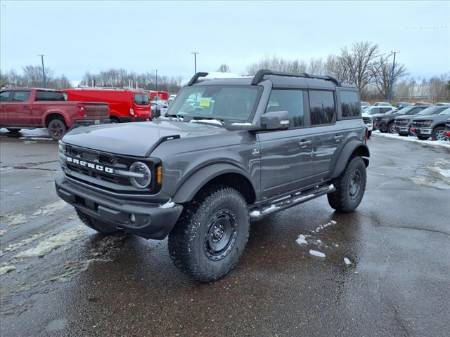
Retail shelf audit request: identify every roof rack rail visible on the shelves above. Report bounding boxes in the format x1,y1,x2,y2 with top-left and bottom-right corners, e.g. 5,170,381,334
187,72,209,86
251,69,340,86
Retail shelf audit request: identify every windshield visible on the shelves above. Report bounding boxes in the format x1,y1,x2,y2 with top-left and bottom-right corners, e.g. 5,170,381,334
367,107,391,115
417,106,447,115
397,106,415,114
439,108,450,115
167,85,260,121
134,94,149,105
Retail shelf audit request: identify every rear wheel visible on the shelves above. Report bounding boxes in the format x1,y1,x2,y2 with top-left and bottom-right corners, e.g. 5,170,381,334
110,116,120,123
432,126,445,141
47,118,67,140
417,136,429,140
76,209,121,235
168,186,250,282
328,156,366,213
7,128,21,134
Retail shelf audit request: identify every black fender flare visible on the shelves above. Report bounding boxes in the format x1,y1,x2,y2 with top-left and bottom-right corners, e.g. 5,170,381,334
330,141,370,179
173,163,255,204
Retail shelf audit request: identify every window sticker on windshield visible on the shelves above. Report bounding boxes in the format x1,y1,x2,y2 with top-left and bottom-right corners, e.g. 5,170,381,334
199,98,211,108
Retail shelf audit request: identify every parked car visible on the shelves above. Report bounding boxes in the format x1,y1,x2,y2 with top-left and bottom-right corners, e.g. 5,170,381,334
395,105,448,136
148,90,170,102
151,98,169,118
373,102,393,107
376,104,428,133
0,88,109,140
65,88,151,122
55,70,369,282
411,107,450,140
364,106,396,130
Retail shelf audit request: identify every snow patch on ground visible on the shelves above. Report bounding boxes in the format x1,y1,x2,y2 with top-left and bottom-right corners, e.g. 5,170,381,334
309,249,326,258
1,213,27,226
373,131,450,149
314,220,337,233
1,232,46,256
0,265,16,275
15,226,85,258
32,200,67,216
295,234,308,246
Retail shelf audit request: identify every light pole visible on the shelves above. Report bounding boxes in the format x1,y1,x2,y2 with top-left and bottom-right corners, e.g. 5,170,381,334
38,54,46,87
191,51,199,74
389,50,399,101
155,69,158,92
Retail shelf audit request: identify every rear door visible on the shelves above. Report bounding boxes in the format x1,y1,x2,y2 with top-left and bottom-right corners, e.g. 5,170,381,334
32,90,67,126
258,89,315,199
308,89,341,178
8,90,32,126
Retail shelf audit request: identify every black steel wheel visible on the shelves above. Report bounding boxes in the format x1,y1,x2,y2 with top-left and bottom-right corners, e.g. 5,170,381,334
168,187,250,282
328,156,367,213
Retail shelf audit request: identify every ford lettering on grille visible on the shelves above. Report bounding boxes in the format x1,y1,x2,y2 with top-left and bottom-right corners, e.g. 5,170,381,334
66,156,114,174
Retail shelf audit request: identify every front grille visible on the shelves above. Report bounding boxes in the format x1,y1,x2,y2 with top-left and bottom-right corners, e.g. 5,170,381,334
64,145,133,187
395,119,409,126
412,121,431,127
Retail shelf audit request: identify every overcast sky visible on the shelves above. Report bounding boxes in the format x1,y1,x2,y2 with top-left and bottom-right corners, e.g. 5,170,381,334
1,0,449,82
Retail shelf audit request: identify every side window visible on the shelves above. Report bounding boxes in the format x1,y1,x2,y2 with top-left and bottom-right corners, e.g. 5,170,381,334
265,89,304,128
309,90,335,125
0,91,12,102
36,90,66,101
12,91,31,102
340,91,361,118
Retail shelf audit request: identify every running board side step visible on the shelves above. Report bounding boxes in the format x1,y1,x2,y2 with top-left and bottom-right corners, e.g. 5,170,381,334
249,184,335,220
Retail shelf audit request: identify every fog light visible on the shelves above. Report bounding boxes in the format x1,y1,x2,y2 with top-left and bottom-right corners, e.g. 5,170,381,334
130,214,136,223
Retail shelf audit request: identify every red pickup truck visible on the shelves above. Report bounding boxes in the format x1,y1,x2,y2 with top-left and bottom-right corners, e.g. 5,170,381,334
0,88,109,140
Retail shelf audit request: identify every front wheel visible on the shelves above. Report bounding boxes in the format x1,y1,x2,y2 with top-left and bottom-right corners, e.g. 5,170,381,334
388,122,396,134
417,136,429,140
432,126,445,141
168,187,250,282
7,128,21,134
328,156,367,213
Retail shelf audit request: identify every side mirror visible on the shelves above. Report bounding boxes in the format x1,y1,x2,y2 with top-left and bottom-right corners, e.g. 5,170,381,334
260,110,290,130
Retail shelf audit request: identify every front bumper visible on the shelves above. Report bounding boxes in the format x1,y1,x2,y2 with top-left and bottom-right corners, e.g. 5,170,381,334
55,175,183,239
415,127,432,136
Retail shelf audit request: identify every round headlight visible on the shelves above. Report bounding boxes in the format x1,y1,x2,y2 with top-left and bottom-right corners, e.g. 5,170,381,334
129,161,152,189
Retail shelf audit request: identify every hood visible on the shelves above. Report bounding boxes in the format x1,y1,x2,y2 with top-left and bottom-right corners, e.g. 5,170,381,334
395,115,415,121
62,119,226,157
413,114,449,122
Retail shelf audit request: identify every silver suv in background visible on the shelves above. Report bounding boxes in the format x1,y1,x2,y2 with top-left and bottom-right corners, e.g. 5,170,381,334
411,107,450,140
394,105,448,136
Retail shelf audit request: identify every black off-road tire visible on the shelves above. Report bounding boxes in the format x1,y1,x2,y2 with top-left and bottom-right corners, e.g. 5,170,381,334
47,118,67,140
168,187,250,282
367,130,372,138
327,156,367,213
76,209,121,235
417,135,429,140
7,128,21,134
431,126,445,141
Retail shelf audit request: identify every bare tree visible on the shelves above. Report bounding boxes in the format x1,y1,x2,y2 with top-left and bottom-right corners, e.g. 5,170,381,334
371,55,407,99
217,64,230,72
340,42,379,94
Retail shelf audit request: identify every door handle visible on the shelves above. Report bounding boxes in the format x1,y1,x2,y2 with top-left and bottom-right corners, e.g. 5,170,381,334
298,140,312,148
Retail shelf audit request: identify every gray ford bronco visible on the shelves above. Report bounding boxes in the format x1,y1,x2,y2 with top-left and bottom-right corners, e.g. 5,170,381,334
55,70,369,282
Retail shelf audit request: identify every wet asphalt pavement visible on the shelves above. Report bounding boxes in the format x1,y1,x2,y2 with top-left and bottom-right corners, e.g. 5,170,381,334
1,129,449,337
